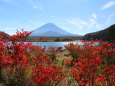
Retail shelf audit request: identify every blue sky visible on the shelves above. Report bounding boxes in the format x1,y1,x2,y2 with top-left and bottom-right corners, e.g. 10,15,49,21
0,0,115,35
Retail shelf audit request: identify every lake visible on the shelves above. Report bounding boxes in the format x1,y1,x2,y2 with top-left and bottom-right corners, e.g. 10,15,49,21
28,40,82,49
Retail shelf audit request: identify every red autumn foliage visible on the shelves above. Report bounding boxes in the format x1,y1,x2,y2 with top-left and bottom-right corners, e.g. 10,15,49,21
0,30,115,86
0,30,64,85
69,40,115,86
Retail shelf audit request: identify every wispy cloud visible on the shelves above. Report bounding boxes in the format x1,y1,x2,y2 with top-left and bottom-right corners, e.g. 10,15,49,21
67,16,102,30
92,13,97,19
105,14,114,25
27,0,44,10
67,18,88,29
101,1,115,10
33,5,44,10
89,18,102,29
33,6,37,8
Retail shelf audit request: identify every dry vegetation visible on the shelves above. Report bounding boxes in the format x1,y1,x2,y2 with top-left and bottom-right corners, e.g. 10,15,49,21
0,30,115,86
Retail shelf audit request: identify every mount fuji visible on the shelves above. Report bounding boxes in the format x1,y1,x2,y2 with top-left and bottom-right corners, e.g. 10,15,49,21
30,23,80,37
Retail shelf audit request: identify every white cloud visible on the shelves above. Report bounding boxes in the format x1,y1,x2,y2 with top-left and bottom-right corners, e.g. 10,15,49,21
96,24,102,29
67,17,102,30
27,0,44,10
89,18,102,29
101,1,115,10
67,18,88,27
79,25,83,29
105,14,114,25
67,18,88,29
92,13,97,19
37,6,43,10
90,19,96,24
33,5,44,10
33,5,38,8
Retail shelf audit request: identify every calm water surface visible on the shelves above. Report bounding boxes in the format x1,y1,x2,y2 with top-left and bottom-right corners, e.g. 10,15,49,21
28,40,82,49
26,40,99,49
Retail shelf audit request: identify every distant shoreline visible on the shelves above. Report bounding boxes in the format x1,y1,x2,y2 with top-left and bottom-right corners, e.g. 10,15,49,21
26,36,83,42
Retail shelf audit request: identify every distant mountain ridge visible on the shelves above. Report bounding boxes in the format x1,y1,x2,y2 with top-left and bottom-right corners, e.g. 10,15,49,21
0,31,9,39
83,24,115,42
30,23,80,37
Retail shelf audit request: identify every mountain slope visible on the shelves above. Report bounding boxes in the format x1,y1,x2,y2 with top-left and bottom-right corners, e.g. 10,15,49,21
30,23,79,37
83,24,115,42
0,31,9,39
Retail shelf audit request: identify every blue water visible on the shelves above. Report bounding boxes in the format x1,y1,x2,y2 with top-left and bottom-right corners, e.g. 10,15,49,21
28,40,82,49
26,40,99,49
